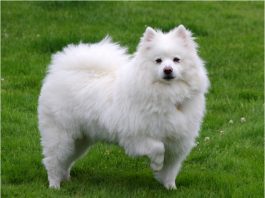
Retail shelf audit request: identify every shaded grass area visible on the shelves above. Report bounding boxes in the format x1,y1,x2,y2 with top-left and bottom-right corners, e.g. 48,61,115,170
1,2,264,197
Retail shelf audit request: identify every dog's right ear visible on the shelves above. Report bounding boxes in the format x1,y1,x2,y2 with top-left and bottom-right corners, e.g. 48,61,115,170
143,27,156,42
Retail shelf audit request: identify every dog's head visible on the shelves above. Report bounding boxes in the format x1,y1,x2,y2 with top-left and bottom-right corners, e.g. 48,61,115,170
136,25,202,84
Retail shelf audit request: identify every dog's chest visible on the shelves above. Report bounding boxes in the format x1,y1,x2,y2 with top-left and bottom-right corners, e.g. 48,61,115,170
141,104,187,137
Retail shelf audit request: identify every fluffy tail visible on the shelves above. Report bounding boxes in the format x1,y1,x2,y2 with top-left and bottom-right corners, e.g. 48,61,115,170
49,36,130,73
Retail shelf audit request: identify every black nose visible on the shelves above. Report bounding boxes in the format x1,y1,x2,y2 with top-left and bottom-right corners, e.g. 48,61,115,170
163,66,173,75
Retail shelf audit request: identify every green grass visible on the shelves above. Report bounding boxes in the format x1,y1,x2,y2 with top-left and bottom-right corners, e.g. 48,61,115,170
1,2,264,197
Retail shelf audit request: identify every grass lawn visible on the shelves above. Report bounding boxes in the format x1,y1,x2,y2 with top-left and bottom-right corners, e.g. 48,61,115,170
1,2,264,197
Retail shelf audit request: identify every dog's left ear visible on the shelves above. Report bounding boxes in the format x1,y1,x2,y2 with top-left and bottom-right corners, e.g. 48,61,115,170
173,25,197,50
138,27,156,51
174,25,192,40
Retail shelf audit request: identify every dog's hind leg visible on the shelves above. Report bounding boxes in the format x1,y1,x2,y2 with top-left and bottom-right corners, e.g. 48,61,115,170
64,137,91,181
40,126,90,189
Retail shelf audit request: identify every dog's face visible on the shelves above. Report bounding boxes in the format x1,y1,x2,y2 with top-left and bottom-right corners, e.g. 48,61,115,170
137,25,199,84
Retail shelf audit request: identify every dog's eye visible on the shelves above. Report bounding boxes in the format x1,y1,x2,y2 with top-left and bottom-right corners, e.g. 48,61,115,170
155,58,162,64
173,57,180,63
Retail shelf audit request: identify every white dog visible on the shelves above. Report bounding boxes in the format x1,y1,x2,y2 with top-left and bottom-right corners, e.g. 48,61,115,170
38,25,209,190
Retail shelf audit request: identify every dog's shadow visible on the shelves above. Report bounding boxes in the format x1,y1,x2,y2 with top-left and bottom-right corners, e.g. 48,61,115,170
61,166,194,194
65,168,163,191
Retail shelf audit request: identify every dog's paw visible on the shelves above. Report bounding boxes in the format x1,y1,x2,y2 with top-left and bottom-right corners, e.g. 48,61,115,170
49,182,60,189
164,182,177,190
154,172,177,190
151,161,163,171
49,179,61,189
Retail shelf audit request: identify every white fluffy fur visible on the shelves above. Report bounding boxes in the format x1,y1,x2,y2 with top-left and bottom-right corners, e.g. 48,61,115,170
38,25,209,190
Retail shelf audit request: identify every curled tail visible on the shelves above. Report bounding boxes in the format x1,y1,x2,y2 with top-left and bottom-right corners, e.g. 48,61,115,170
48,36,130,73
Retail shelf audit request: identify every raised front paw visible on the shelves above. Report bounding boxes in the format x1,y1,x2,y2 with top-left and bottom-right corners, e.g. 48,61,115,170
150,159,163,171
150,144,165,171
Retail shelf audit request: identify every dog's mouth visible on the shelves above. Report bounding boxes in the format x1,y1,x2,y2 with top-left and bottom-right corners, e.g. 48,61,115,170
163,75,175,81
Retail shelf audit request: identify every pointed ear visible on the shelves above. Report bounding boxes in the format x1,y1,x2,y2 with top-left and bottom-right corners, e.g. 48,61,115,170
174,24,192,40
143,27,156,42
173,25,197,51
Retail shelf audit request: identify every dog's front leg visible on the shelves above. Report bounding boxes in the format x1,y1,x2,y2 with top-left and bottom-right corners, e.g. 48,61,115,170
121,137,165,171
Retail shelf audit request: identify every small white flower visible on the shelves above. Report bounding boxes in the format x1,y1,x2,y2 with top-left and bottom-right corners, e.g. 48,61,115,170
204,137,210,142
220,130,224,135
240,117,246,123
229,120,234,124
